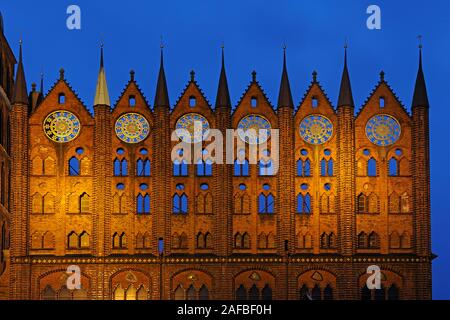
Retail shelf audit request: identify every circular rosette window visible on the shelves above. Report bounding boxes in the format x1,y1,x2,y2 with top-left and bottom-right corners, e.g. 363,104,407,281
365,114,401,146
43,110,81,143
175,113,210,143
237,114,271,145
115,113,150,144
299,114,333,145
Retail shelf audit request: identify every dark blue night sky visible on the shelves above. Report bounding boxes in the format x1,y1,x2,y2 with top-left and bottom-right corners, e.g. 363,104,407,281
2,0,448,299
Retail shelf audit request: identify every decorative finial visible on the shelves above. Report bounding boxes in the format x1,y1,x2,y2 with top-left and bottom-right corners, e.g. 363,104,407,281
282,43,287,51
160,35,164,49
31,83,36,92
417,35,423,49
380,70,385,81
344,37,348,50
59,68,65,80
190,70,195,82
221,43,225,49
251,70,257,82
312,70,318,83
130,70,135,81
40,70,44,93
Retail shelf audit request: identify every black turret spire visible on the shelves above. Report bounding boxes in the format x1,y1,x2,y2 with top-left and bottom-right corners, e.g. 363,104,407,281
12,41,28,105
337,46,355,108
412,45,429,108
215,47,231,108
154,46,170,108
277,47,294,108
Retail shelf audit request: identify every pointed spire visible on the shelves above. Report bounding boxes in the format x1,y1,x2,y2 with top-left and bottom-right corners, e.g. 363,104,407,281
337,45,355,108
40,72,44,95
277,46,294,108
12,40,29,105
0,11,4,34
215,46,231,109
94,44,110,106
412,43,429,108
154,45,170,108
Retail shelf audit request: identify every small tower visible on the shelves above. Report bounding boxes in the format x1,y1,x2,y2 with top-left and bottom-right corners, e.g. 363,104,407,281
10,41,31,299
152,45,172,266
276,46,295,252
411,45,431,255
93,44,113,257
336,46,356,299
276,47,295,299
214,47,233,259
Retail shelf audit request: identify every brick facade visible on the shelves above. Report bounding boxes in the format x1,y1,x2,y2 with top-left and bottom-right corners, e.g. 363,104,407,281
0,16,432,300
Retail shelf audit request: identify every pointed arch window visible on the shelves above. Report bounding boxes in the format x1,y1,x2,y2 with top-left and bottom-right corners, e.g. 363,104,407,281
297,193,311,214
68,231,78,249
112,232,127,249
389,158,398,176
323,285,333,300
137,194,151,215
114,158,128,176
44,193,55,214
401,193,410,213
173,194,188,214
258,193,274,214
358,232,368,248
174,286,185,300
297,159,311,177
368,158,377,176
259,159,274,176
80,193,90,213
187,285,197,300
136,159,151,176
196,232,205,249
236,285,247,300
79,231,90,248
199,285,209,300
249,284,260,300
234,159,249,176
173,159,188,176
357,193,368,213
389,231,400,249
312,285,321,300
69,157,80,176
368,232,380,249
197,159,213,176
320,232,336,249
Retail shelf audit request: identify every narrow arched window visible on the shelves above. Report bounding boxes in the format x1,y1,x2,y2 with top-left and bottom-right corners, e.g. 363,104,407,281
69,157,80,176
389,158,398,176
304,159,311,176
358,232,367,248
137,159,151,176
262,285,272,300
368,158,377,176
236,285,247,300
258,193,274,214
320,159,327,176
234,159,249,176
249,284,260,300
357,193,368,213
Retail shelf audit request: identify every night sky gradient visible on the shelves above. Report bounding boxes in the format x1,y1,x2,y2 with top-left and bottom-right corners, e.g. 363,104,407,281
1,0,448,299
